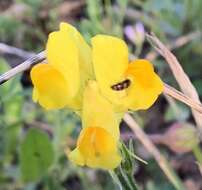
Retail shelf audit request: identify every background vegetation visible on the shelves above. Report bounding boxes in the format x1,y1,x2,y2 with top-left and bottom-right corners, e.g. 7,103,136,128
0,0,202,189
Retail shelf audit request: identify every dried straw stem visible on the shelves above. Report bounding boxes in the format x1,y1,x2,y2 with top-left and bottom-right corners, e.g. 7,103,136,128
0,51,45,85
163,83,202,114
147,33,202,132
146,30,201,61
0,42,34,59
1,50,202,116
124,113,186,190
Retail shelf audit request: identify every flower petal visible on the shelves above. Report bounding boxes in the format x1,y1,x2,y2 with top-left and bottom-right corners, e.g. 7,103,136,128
69,127,121,170
59,23,94,84
68,148,85,166
92,35,128,83
32,87,38,102
47,25,79,98
60,23,93,74
82,81,120,140
92,35,129,107
68,81,122,170
31,63,71,110
45,22,93,110
124,59,163,110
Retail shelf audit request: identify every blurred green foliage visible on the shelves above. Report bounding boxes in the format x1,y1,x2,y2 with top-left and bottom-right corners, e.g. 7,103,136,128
20,128,54,182
0,0,202,189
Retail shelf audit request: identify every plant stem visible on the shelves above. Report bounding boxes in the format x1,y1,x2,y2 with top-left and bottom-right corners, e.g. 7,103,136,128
110,168,139,190
124,113,187,190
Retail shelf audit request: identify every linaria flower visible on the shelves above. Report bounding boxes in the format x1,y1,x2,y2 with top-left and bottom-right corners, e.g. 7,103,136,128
31,23,93,110
68,81,121,169
92,35,163,111
30,22,164,170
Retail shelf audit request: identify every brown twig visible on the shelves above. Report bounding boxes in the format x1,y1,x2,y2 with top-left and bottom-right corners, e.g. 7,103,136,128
146,31,201,61
121,131,164,144
147,33,202,132
0,51,45,85
123,113,186,190
0,42,34,59
163,83,202,114
1,51,202,116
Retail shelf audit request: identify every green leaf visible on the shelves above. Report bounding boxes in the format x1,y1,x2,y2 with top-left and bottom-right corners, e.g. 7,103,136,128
112,141,142,190
0,58,23,125
20,128,54,182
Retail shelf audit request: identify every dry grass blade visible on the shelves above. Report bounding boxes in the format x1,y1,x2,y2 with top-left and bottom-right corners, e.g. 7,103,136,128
146,31,201,61
0,49,202,116
0,51,45,85
163,83,202,114
147,33,202,131
0,42,34,59
123,113,186,190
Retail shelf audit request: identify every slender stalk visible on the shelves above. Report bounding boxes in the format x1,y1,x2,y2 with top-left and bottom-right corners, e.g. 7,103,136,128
0,42,34,59
110,168,139,190
109,171,123,190
163,83,202,114
147,32,202,166
119,166,139,190
123,113,187,190
147,33,202,132
146,30,201,61
1,51,202,117
0,51,45,85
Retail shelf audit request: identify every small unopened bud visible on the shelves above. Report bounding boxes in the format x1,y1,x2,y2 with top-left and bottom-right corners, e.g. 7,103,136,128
124,25,135,43
162,122,200,154
124,22,145,45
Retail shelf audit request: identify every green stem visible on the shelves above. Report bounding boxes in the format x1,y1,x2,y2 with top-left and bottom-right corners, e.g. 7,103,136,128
109,170,123,190
119,167,136,190
110,167,140,190
125,172,139,190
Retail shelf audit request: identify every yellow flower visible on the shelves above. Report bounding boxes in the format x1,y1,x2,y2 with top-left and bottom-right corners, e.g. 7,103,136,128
68,81,121,169
30,23,163,170
31,23,93,110
92,35,163,111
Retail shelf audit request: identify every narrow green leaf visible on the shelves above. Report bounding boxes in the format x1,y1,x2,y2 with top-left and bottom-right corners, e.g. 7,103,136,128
109,170,123,190
121,141,147,165
119,166,136,190
20,128,54,182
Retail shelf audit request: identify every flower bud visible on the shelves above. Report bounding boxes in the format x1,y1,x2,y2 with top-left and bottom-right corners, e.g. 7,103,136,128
162,122,200,154
124,22,145,45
